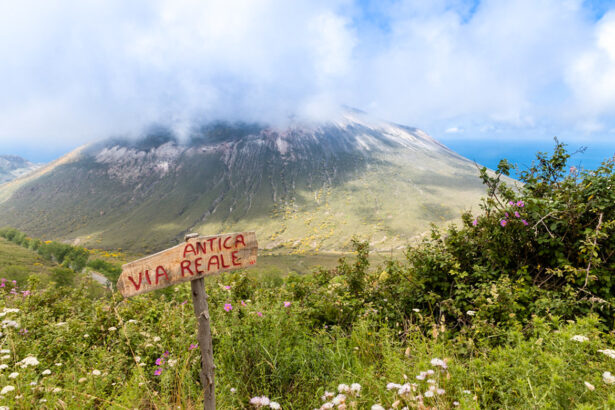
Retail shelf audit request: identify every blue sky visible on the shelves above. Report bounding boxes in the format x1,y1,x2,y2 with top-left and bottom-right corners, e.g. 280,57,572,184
1,0,615,169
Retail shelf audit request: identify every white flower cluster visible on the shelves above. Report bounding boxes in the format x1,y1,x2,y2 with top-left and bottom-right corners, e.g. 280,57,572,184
603,371,615,384
318,383,361,410
598,349,615,359
17,356,39,368
249,396,280,409
1,320,19,329
0,308,19,318
570,335,589,342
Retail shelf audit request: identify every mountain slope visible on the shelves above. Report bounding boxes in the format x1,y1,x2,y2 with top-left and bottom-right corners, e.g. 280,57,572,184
0,112,487,253
0,155,42,184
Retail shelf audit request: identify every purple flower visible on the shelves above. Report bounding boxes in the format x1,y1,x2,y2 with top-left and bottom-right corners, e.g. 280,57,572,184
155,358,164,366
516,200,524,208
163,350,170,358
19,328,28,335
21,290,31,297
11,280,16,285
180,300,188,306
500,220,508,227
0,283,5,288
241,300,247,306
284,301,291,308
522,219,529,226
10,289,17,295
189,343,198,351
472,219,478,226
257,312,263,317
514,211,520,218
508,201,514,206
224,303,233,312
224,285,231,290
154,368,163,376
505,212,509,218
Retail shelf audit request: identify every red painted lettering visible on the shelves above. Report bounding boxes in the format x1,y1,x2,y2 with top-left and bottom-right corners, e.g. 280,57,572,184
183,243,196,258
196,242,207,255
155,266,169,284
207,255,220,271
128,272,143,290
144,270,152,285
220,254,230,268
235,234,245,248
223,236,232,249
207,238,216,252
231,250,241,266
195,257,204,274
180,260,194,277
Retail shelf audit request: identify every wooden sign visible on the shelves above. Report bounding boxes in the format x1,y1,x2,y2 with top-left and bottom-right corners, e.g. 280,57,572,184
117,232,257,297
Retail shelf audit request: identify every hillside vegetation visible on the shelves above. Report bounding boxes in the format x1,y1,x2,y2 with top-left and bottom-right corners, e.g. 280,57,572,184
0,141,614,409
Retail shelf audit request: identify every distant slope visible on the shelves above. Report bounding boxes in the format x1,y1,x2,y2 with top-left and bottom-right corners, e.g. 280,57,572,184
0,111,487,253
0,155,42,184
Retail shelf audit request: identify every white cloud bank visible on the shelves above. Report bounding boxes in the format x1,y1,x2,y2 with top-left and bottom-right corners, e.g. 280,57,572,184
0,0,614,158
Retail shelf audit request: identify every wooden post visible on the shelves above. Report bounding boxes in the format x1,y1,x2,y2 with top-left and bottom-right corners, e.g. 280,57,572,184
187,233,216,410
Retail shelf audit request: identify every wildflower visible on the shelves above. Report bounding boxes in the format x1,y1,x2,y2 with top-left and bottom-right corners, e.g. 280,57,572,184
430,358,447,368
321,403,334,409
500,220,507,227
39,399,47,403
153,336,161,342
436,388,445,395
371,405,385,410
19,328,27,335
83,334,89,338
398,383,412,395
168,359,177,367
603,371,615,384
350,383,361,394
17,356,39,368
387,382,402,390
21,290,31,297
453,401,460,406
8,372,18,379
0,385,15,395
412,308,420,313
598,349,615,359
126,319,138,324
154,368,163,376
508,201,514,206
522,219,529,226
92,369,101,376
284,301,291,307
230,387,237,393
180,300,188,306
155,358,164,366
505,212,509,218
163,350,170,358
29,381,36,386
224,303,233,312
269,402,280,409
55,363,62,366
467,310,476,316
332,394,346,405
56,322,67,326
463,390,471,394
42,369,51,375
472,219,478,226
257,312,263,317
78,378,87,383
570,166,577,174
427,379,436,384
1,355,8,360
424,390,434,398
517,200,524,207
108,326,117,331
52,387,61,393
0,364,7,370
514,211,520,218
189,343,198,350
584,381,595,391
570,335,589,342
416,372,426,381
134,356,141,363
1,320,19,328
426,369,435,375
0,350,8,354
241,300,247,306
338,383,350,393
322,391,335,400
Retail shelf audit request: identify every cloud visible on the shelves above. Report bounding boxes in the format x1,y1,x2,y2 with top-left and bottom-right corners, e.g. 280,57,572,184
0,0,614,159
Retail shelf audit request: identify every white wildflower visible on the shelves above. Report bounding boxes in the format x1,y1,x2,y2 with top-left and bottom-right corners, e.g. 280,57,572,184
427,379,436,384
416,372,427,381
153,336,161,342
0,350,9,354
53,387,61,393
321,391,335,400
8,372,18,379
78,378,87,383
269,402,280,409
29,381,37,386
424,390,434,398
55,363,62,366
598,349,615,359
92,369,101,376
430,358,447,369
230,387,237,393
426,369,435,375
603,371,615,384
584,381,595,391
42,369,51,376
332,394,346,405
108,326,117,331
436,388,445,395
0,364,6,370
371,405,385,410
350,383,361,394
55,322,67,327
1,355,9,360
463,390,472,394
453,401,460,406
2,308,19,314
127,319,138,324
83,334,89,338
0,406,8,410
260,396,270,406
134,356,141,363
398,383,412,395
466,310,476,316
0,385,15,395
39,399,47,403
412,309,420,313
387,382,402,390
168,359,177,367
1,320,19,329
17,356,39,368
337,383,350,393
321,403,334,410
250,397,262,406
571,335,589,342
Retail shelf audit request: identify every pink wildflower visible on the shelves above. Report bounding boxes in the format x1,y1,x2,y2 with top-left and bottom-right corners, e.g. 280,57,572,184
224,285,231,290
508,201,514,206
19,328,28,335
155,358,164,366
522,219,529,226
11,280,16,285
257,312,263,317
21,290,30,297
189,343,198,351
241,300,247,306
505,212,509,218
500,220,507,227
284,301,291,308
514,211,520,218
180,300,188,306
516,200,524,207
224,303,233,312
0,283,5,288
472,219,478,226
154,368,163,376
163,350,170,358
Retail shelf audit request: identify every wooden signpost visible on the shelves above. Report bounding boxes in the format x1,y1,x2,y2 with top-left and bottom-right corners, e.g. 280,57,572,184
117,231,258,410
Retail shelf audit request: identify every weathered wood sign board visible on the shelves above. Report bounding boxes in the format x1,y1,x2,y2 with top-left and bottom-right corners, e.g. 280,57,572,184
117,232,257,297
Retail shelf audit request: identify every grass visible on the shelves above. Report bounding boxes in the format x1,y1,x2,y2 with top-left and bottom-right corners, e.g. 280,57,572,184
0,238,56,285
